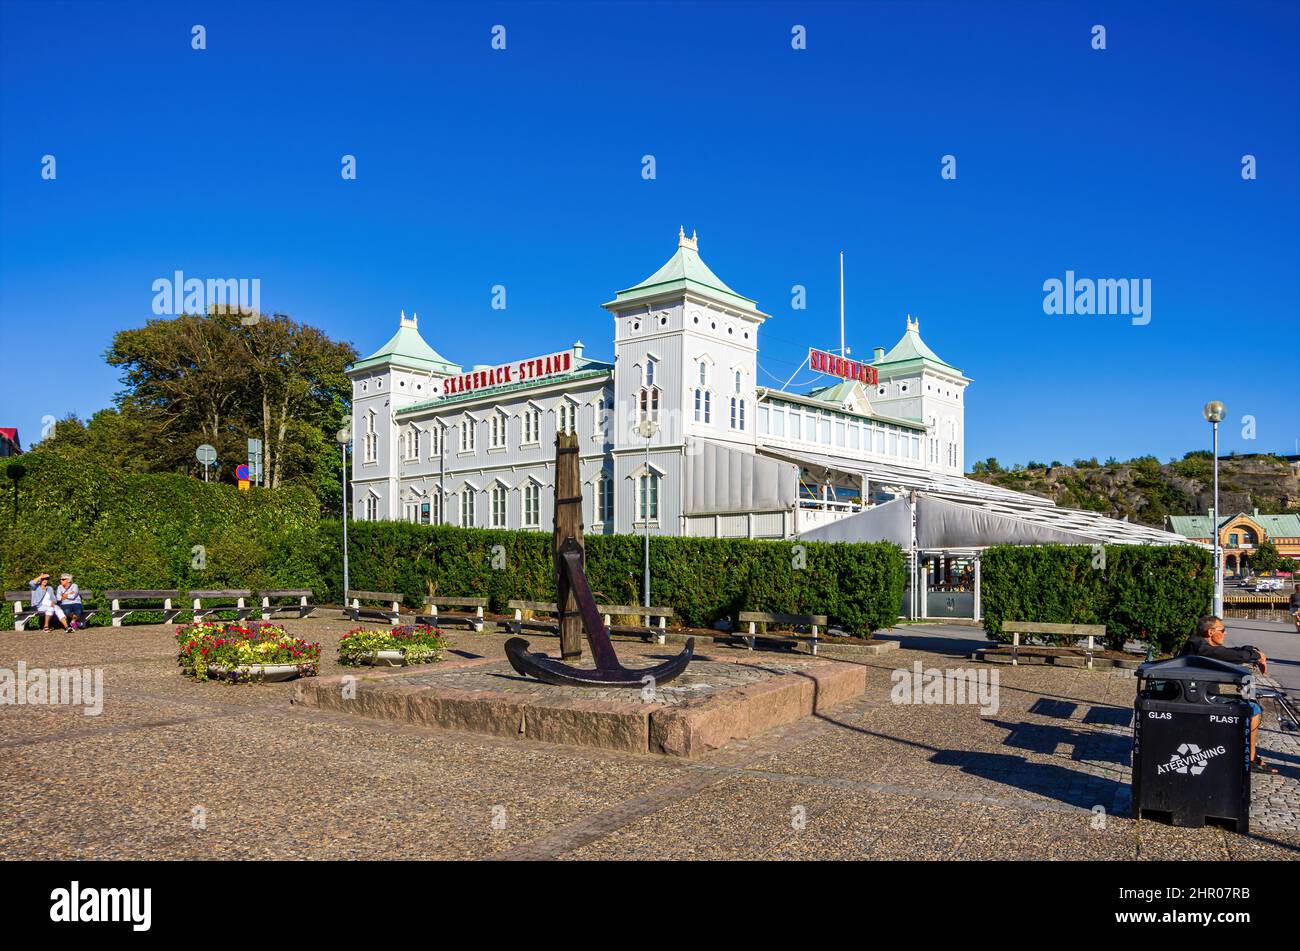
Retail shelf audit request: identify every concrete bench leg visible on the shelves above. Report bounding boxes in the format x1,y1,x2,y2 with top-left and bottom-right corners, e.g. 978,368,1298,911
747,621,756,651
12,600,23,631
811,625,819,657
112,599,122,627
657,618,666,646
1011,632,1019,666
1086,635,1095,670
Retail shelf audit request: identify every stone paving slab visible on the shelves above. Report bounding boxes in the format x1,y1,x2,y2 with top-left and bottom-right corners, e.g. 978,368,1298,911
290,650,867,757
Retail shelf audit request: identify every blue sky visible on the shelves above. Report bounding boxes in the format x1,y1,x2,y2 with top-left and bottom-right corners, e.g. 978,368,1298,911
2,0,1296,466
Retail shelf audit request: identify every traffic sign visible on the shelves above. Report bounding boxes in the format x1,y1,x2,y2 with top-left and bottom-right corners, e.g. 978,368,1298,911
236,464,250,481
196,444,217,465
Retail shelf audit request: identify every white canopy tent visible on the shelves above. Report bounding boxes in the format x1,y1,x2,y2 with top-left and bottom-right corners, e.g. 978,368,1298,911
799,493,1196,548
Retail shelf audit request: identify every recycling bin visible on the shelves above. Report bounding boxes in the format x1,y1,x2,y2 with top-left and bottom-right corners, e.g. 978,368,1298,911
1132,654,1253,833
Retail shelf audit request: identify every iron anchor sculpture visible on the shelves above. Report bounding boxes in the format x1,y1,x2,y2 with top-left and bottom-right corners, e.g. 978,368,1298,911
505,540,694,688
505,432,693,689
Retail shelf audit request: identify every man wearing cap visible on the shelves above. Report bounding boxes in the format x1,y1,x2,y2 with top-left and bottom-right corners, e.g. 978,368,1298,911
56,573,83,630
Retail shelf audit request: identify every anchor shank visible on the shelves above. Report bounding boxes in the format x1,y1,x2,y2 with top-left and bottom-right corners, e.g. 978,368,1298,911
558,540,623,673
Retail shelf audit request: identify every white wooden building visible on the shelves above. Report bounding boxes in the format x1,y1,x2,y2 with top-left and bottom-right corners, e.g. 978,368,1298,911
347,229,993,539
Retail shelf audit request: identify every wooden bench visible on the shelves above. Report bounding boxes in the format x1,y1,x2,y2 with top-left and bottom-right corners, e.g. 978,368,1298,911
7,589,102,630
345,590,402,626
189,589,253,622
598,604,674,645
1002,621,1108,669
104,589,182,627
259,588,315,620
416,596,486,632
507,600,560,635
736,611,828,656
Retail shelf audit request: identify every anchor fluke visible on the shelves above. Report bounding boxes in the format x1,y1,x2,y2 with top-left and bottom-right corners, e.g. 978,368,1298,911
505,636,695,688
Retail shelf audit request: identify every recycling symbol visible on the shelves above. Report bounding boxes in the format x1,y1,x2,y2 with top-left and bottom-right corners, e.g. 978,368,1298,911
1171,742,1205,775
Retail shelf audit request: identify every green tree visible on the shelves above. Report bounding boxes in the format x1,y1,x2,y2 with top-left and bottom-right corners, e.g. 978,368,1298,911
1252,539,1284,574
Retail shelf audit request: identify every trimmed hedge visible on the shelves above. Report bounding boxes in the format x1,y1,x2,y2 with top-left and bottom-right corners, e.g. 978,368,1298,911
980,544,1213,654
0,447,324,627
315,520,907,637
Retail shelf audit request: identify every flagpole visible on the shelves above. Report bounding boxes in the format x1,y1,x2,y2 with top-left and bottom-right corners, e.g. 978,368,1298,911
839,250,845,356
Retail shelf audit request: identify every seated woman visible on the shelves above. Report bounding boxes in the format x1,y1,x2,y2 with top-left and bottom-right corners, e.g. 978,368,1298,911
28,573,67,631
56,573,83,630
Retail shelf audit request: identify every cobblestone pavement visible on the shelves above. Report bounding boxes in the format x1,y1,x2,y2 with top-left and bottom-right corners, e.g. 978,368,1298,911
1,617,1298,860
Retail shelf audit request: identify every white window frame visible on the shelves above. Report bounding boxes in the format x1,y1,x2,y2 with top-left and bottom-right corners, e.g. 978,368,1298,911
637,470,660,522
490,483,508,528
490,410,508,450
522,404,542,445
364,410,378,463
522,480,541,529
598,473,614,523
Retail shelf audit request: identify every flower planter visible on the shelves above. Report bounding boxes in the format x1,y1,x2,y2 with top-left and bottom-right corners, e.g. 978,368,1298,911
362,650,408,667
206,663,303,683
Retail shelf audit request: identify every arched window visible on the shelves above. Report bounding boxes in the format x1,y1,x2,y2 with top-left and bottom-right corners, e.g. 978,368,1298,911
491,484,508,528
598,474,614,523
557,401,575,435
522,406,541,444
460,489,476,526
522,482,541,528
639,360,660,424
638,470,660,521
364,411,378,463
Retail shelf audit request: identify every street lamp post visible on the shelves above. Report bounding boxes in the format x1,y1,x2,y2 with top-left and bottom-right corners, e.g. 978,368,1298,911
1203,400,1226,617
637,418,658,617
336,423,351,608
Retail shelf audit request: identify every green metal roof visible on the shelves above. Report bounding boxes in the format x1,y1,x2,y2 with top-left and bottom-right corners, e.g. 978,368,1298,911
350,315,462,375
605,229,758,312
873,317,962,376
1168,513,1300,539
805,379,862,404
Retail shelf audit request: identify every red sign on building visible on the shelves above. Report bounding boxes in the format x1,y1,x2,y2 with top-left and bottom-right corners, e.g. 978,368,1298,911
441,350,574,397
809,347,878,385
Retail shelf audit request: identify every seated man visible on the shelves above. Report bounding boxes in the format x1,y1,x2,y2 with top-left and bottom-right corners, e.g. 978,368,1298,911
1180,615,1275,773
1290,589,1300,635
